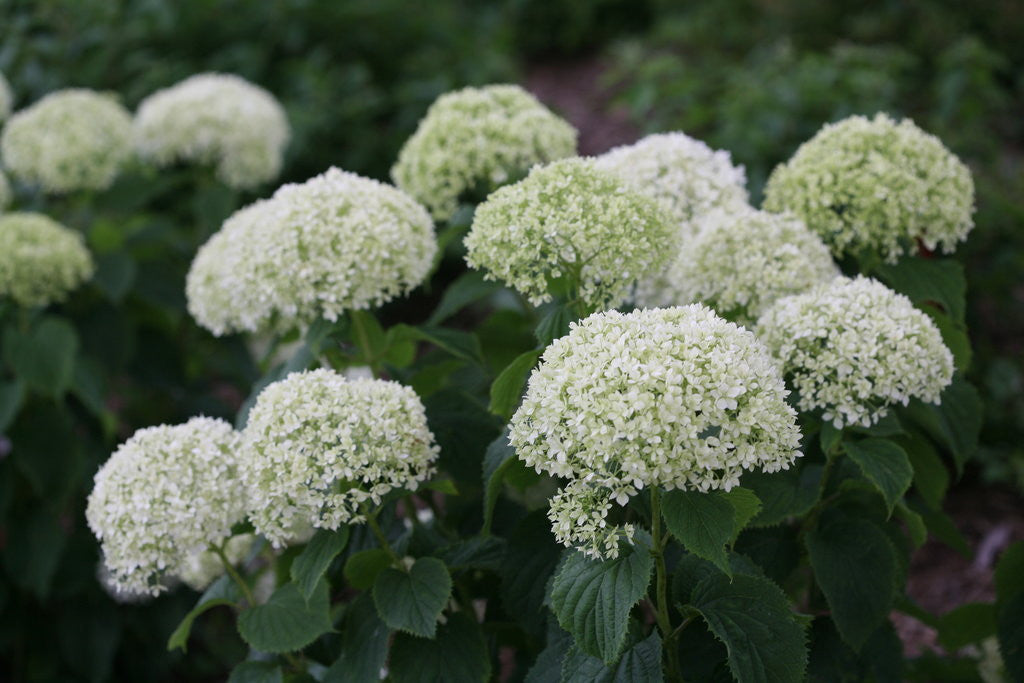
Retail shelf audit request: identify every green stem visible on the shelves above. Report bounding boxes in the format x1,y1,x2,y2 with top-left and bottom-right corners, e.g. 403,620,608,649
350,311,379,377
362,504,400,563
213,544,256,608
650,488,684,681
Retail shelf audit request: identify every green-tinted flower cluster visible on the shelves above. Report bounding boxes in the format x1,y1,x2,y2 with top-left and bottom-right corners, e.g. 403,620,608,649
392,84,577,220
757,276,954,428
510,306,802,558
1,89,132,193
0,212,94,307
186,167,437,335
241,369,440,547
465,158,675,311
134,73,290,189
86,417,246,596
763,113,974,262
641,206,838,323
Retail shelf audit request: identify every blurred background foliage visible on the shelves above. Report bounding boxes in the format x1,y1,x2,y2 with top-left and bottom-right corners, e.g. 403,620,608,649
0,0,1021,680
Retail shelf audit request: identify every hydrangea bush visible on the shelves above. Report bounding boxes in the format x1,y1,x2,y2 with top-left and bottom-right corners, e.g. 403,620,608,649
0,70,1010,683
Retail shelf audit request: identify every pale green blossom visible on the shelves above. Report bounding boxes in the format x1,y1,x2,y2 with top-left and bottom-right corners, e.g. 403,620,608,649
392,84,577,220
241,369,439,547
0,212,94,307
1,89,132,193
763,113,974,262
757,276,954,428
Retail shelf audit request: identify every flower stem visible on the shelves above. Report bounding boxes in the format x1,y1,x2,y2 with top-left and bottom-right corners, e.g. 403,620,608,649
349,311,379,377
650,487,684,681
213,543,256,608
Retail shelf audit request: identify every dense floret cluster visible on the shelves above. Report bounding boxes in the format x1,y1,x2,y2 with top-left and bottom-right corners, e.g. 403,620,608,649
0,212,94,307
757,275,954,428
241,369,439,547
763,113,974,262
85,418,245,596
638,206,838,322
186,167,437,335
134,73,290,189
465,158,675,311
391,84,577,220
510,306,802,558
1,89,132,193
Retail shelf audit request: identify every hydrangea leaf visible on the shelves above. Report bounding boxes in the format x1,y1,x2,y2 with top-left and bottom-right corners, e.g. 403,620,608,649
805,510,897,650
689,572,808,683
661,490,735,576
168,575,242,652
482,430,517,534
560,632,663,683
226,661,283,683
343,549,393,590
388,612,490,682
3,317,78,398
427,270,502,325
842,438,913,514
324,593,390,683
237,579,332,654
372,557,451,638
550,530,653,664
489,349,541,419
291,527,350,601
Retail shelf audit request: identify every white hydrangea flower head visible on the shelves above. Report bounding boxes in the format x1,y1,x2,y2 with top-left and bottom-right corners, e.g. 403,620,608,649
178,533,256,592
639,206,839,323
756,275,954,429
763,113,975,263
391,84,578,220
464,158,676,311
0,169,10,210
241,369,440,547
187,167,437,335
1,89,132,193
510,306,802,559
0,212,94,307
594,132,748,239
85,417,245,596
134,73,290,189
0,71,12,122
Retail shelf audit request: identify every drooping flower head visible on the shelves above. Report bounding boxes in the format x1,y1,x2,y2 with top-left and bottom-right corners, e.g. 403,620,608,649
134,73,290,189
464,158,675,311
1,89,132,193
0,212,94,307
763,113,975,263
756,275,954,429
85,417,245,596
510,306,802,558
638,206,839,323
186,167,437,335
0,71,12,122
594,132,748,239
241,369,439,547
391,84,577,220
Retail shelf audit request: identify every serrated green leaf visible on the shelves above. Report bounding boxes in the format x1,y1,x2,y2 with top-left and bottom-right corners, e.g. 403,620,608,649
806,511,897,650
843,438,913,514
237,580,332,653
534,304,574,347
482,430,516,534
721,488,761,541
390,324,484,365
937,602,996,650
343,549,393,590
168,575,242,651
894,502,927,548
291,527,350,601
227,661,283,683
427,271,502,325
913,503,970,556
372,557,451,638
439,535,506,572
93,251,137,302
926,308,972,371
502,512,562,636
897,432,948,510
873,257,965,324
745,461,823,527
904,374,981,475
324,593,390,683
690,572,807,683
561,632,664,682
550,530,654,664
525,618,573,683
389,612,490,682
489,348,541,418
661,490,736,575
820,422,842,455
3,317,78,397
